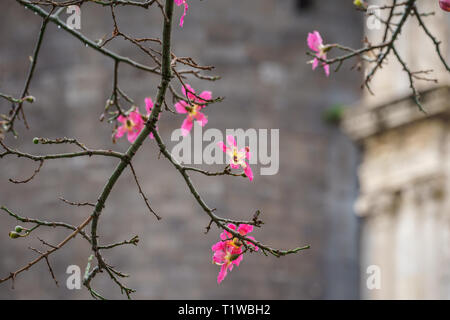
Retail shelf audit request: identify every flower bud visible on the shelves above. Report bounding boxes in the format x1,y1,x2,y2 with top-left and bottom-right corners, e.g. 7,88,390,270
353,0,367,9
14,225,24,233
321,44,334,53
24,95,35,103
33,137,39,144
9,231,20,239
440,0,450,12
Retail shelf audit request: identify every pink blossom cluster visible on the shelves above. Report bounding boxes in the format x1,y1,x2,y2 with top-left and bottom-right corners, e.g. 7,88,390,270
212,223,259,284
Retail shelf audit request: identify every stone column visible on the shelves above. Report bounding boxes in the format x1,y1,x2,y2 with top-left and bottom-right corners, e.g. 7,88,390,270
342,0,450,299
344,87,450,299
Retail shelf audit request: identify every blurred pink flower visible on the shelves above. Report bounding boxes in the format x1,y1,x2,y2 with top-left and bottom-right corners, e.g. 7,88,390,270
218,135,253,181
174,0,189,27
115,110,144,143
307,30,330,77
440,0,450,12
174,84,211,136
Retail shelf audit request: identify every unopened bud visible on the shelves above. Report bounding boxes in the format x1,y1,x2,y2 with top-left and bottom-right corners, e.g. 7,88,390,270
353,0,367,9
9,231,20,239
24,95,35,103
33,137,39,144
14,225,24,233
321,44,334,53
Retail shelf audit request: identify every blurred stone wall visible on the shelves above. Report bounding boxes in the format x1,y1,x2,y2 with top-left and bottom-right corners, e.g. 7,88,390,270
0,0,362,299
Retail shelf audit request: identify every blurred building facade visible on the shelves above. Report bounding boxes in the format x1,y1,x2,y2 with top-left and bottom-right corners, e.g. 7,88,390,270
343,0,450,299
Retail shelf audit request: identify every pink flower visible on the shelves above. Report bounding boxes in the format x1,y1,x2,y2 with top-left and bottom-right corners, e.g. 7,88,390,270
440,0,450,12
218,135,253,181
212,223,259,284
174,84,211,136
115,110,144,143
174,0,189,27
307,31,330,77
115,97,156,143
212,241,242,284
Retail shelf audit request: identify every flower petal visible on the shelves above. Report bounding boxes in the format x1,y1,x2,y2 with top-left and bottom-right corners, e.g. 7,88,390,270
197,90,212,104
181,117,193,136
127,130,140,143
220,230,231,241
212,241,225,251
182,83,195,100
243,164,253,181
179,1,188,27
194,112,208,126
217,264,228,284
175,101,188,114
237,224,253,235
145,97,153,115
129,111,143,124
117,115,127,124
323,63,330,77
230,163,240,170
307,31,323,52
218,141,228,153
226,135,237,147
115,125,126,138
312,58,319,70
213,250,226,264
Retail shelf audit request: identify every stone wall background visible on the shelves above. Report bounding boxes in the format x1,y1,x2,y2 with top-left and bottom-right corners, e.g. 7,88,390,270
0,0,362,299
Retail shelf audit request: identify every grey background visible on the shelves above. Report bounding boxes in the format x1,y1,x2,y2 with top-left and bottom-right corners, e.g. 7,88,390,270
0,0,362,299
